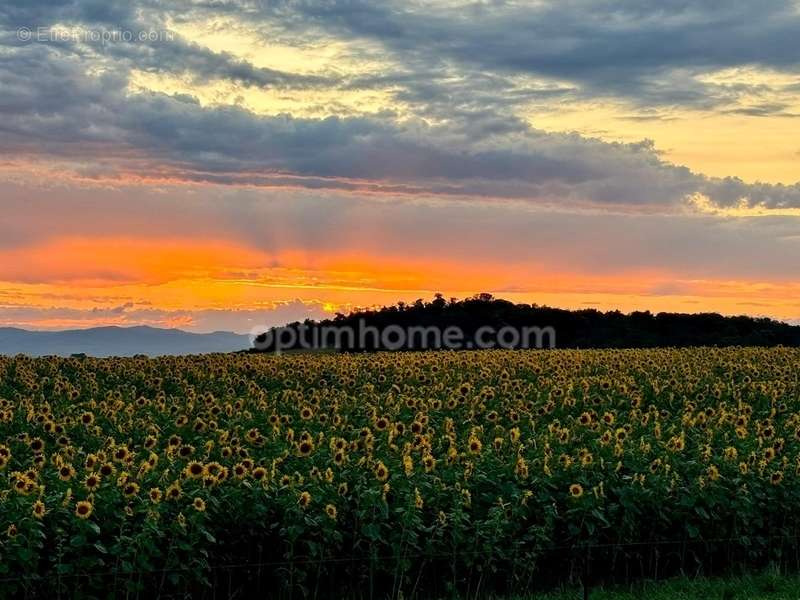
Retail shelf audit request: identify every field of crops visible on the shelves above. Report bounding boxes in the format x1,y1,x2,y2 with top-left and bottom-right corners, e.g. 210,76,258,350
1,347,800,598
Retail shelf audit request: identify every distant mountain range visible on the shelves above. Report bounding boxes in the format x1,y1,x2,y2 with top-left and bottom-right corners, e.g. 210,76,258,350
0,326,251,357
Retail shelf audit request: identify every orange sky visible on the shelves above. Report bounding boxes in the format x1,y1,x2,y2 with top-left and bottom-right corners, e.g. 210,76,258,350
3,2,800,331
1,228,798,332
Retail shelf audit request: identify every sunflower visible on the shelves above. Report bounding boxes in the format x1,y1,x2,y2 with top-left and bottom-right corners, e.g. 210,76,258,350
297,440,314,457
569,484,584,498
58,464,76,481
205,462,222,477
414,487,424,509
166,482,182,500
185,461,205,479
75,500,93,519
515,456,529,479
374,461,389,482
298,491,312,509
324,503,337,520
123,482,140,498
13,475,33,496
84,473,101,491
32,500,46,519
467,437,483,455
192,497,206,512
149,488,163,503
233,463,248,479
422,454,436,473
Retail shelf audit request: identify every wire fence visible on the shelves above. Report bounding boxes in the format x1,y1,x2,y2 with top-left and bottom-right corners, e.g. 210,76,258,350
2,532,800,585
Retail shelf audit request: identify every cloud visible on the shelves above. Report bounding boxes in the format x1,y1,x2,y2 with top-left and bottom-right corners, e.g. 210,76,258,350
2,178,800,284
6,0,800,119
268,0,800,109
0,299,333,333
2,174,799,328
1,45,799,209
2,1,800,210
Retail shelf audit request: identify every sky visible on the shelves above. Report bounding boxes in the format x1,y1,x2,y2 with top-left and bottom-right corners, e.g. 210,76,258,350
1,0,799,333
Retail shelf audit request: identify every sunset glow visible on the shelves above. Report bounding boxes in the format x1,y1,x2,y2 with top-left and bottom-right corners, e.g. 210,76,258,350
3,1,800,332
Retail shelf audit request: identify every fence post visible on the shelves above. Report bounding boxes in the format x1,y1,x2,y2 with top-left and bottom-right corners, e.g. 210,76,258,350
582,545,591,600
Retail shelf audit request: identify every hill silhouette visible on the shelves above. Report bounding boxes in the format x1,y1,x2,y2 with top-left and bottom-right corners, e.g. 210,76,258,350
251,293,800,352
0,326,249,357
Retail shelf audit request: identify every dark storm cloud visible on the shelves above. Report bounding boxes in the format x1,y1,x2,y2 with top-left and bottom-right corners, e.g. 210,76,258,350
2,45,800,209
0,0,138,30
5,1,800,112
0,0,329,91
268,0,800,109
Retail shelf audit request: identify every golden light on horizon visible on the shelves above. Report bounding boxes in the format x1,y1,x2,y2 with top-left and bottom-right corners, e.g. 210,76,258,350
1,236,798,332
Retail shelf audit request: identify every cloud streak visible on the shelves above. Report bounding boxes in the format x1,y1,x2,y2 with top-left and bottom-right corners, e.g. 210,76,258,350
1,47,799,209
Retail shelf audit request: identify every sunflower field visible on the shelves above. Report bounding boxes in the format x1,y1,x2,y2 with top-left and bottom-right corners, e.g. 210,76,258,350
1,347,800,598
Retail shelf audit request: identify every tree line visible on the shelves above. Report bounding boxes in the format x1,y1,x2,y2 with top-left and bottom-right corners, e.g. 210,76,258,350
251,293,800,352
